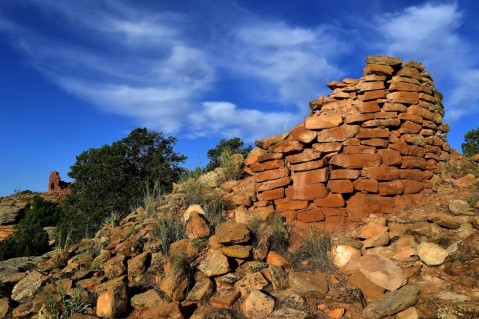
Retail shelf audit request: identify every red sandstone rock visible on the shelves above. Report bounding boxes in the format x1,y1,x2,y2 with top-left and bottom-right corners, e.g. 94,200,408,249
343,146,376,154
254,167,289,183
255,177,291,192
400,157,427,169
292,169,328,186
362,90,387,101
389,81,419,92
330,169,361,180
286,150,321,163
257,188,285,201
378,181,405,196
305,115,343,129
330,154,381,169
284,184,328,200
378,149,402,166
364,64,394,75
275,199,310,211
290,125,317,144
401,180,424,194
269,140,304,154
314,194,345,207
353,179,379,193
296,209,325,222
356,81,385,92
256,134,288,149
399,121,422,134
347,193,395,221
362,138,389,148
290,160,324,172
327,180,354,193
358,101,380,113
312,142,342,152
387,91,419,104
250,159,284,172
316,125,360,142
399,169,423,181
362,166,399,181
356,127,390,139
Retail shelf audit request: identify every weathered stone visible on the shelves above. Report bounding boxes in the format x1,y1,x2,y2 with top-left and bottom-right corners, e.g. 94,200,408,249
292,168,328,186
186,211,211,239
314,194,345,207
449,199,472,215
251,159,285,172
141,302,184,319
296,209,325,222
290,160,324,172
210,290,240,308
288,271,328,296
130,289,166,310
187,278,214,302
364,64,394,75
387,91,419,104
241,290,275,318
378,180,405,196
312,142,342,152
286,150,321,163
355,223,388,239
361,285,419,319
256,134,288,149
96,280,128,319
426,213,462,229
352,179,379,194
215,221,251,244
11,270,46,302
330,169,360,180
356,81,385,92
198,250,230,277
257,188,285,201
358,254,406,291
234,272,269,297
366,56,402,66
333,245,361,268
104,254,126,280
356,127,390,139
349,270,385,301
220,245,251,259
254,167,289,183
269,140,304,154
0,298,9,318
417,242,448,266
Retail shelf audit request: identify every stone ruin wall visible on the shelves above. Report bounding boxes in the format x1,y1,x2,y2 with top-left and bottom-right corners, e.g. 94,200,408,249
245,55,451,227
48,171,71,193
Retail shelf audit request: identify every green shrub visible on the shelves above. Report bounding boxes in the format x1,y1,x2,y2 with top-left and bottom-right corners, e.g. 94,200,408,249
44,288,91,319
462,128,479,157
219,149,244,181
144,181,166,215
156,215,186,256
206,137,252,171
59,128,186,243
0,197,61,261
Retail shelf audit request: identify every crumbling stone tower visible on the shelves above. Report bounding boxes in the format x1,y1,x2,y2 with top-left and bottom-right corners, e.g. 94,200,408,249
48,171,71,193
245,56,450,227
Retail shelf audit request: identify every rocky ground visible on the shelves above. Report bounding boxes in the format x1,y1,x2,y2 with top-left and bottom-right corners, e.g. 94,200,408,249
0,154,478,319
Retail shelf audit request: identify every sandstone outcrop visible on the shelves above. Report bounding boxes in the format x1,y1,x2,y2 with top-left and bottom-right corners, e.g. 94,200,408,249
246,56,450,226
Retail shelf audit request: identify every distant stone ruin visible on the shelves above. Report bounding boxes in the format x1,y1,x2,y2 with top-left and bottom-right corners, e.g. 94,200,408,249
48,171,71,193
245,55,450,227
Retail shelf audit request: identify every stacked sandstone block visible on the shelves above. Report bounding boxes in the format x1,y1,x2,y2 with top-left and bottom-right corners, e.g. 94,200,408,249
245,56,450,226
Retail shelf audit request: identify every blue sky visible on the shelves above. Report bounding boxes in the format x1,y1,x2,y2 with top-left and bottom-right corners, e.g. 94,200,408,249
1,0,478,196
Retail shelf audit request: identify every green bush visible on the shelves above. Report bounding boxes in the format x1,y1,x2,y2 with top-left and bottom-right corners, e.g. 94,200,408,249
462,128,479,157
292,228,334,272
156,215,186,256
206,137,252,171
59,128,186,243
0,197,61,261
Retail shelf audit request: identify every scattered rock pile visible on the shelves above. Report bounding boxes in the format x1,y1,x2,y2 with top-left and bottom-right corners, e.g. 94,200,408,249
246,56,451,226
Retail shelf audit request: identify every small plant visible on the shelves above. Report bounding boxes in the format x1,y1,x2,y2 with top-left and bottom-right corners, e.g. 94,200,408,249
190,238,207,251
466,196,479,207
292,227,334,272
144,181,165,215
219,148,244,181
268,212,289,254
181,169,207,207
44,288,91,319
156,215,186,256
101,211,123,229
203,190,225,228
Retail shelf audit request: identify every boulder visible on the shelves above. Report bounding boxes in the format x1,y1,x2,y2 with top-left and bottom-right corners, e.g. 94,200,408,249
96,279,128,318
288,271,328,296
241,290,275,318
197,250,230,277
130,289,166,310
358,254,406,291
449,200,473,215
215,221,251,245
186,211,211,239
333,245,361,268
11,270,46,302
141,302,184,319
362,285,419,319
417,242,448,266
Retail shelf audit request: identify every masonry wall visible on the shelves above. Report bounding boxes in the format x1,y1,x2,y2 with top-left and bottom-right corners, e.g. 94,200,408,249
245,56,450,227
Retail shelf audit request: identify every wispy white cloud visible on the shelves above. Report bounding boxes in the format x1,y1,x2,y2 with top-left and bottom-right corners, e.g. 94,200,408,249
373,2,479,121
0,1,343,140
188,101,301,142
